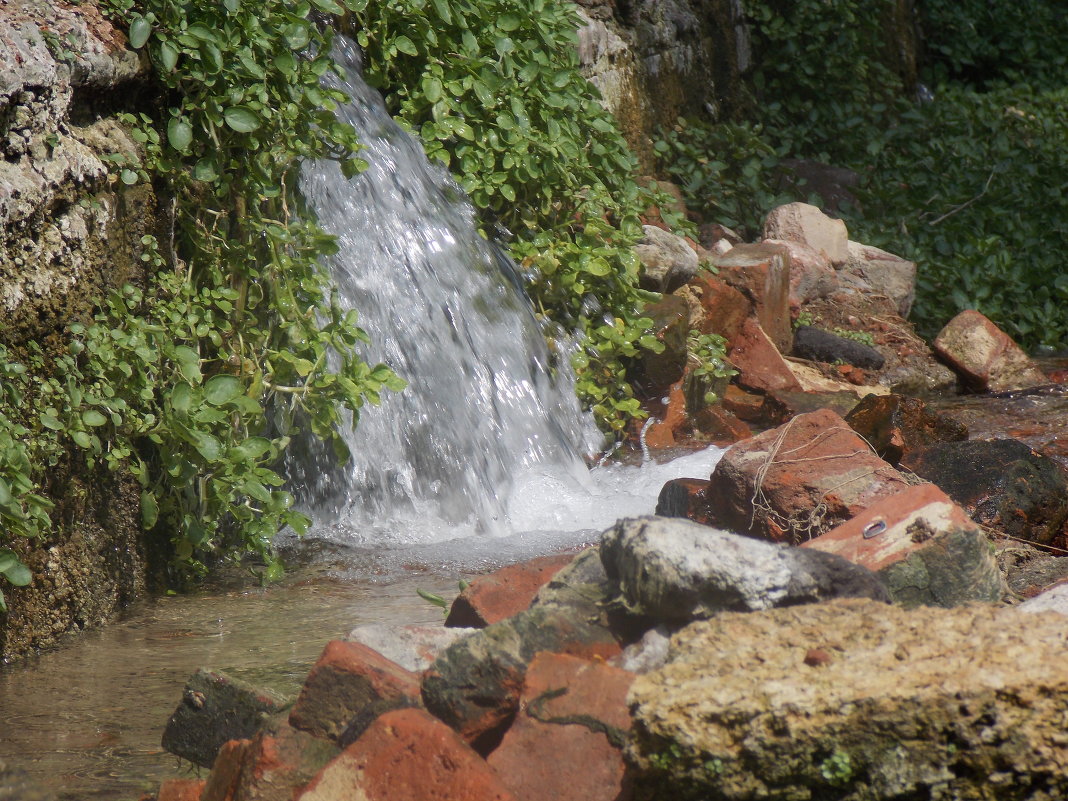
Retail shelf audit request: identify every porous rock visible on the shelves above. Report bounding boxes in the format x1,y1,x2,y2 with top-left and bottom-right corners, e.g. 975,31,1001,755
599,516,887,623
634,225,699,292
708,409,911,542
934,310,1048,392
161,668,287,769
629,599,1068,800
674,272,751,344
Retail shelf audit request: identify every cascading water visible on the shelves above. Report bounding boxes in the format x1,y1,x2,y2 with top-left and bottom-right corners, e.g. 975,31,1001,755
291,37,726,558
294,37,597,546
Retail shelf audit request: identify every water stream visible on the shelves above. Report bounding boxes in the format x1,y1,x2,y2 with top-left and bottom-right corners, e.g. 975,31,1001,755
0,36,728,799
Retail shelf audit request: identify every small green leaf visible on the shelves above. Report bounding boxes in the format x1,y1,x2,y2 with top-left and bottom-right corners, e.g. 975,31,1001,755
223,107,261,133
173,346,202,383
0,552,15,574
141,490,158,529
128,15,152,49
417,588,448,609
309,0,345,13
204,374,242,405
2,561,31,587
120,169,139,185
190,432,223,462
40,412,63,431
193,158,218,182
393,35,418,56
82,409,108,427
170,382,193,413
158,40,178,71
167,118,193,151
422,76,443,103
497,13,521,31
0,478,9,506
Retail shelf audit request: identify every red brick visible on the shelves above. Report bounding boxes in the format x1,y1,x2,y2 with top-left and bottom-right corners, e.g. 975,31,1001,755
158,779,206,801
289,640,420,743
676,272,752,344
934,309,1047,392
445,553,575,628
729,318,803,395
297,708,517,801
487,653,635,801
201,739,250,801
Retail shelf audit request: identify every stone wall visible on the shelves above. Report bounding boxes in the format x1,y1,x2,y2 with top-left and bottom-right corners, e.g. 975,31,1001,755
0,0,159,660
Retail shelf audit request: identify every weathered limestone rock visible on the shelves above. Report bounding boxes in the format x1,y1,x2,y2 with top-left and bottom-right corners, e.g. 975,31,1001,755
288,640,421,745
934,310,1048,392
634,225,699,292
903,439,1068,547
844,240,917,317
792,325,885,369
345,623,474,673
599,516,888,622
802,483,1004,607
487,653,635,801
844,393,968,466
708,409,911,542
762,202,849,266
629,599,1068,801
713,242,792,352
162,668,287,769
297,708,517,801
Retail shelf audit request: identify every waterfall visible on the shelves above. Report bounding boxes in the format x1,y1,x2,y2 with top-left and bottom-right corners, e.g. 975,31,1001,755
293,37,599,547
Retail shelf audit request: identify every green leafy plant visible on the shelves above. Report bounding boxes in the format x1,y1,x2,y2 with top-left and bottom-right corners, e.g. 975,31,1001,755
687,330,735,404
819,749,855,786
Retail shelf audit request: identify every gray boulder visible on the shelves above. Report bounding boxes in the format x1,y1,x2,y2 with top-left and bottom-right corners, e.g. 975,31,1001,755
634,225,699,292
599,516,888,622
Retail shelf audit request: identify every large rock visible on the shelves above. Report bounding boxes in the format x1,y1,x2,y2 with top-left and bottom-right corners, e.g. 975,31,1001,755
629,599,1068,800
634,225,699,292
802,483,1004,607
844,393,968,466
763,237,839,310
445,554,574,628
844,240,917,317
934,310,1048,392
161,668,287,769
713,242,792,352
902,439,1068,547
487,653,635,801
762,202,848,266
708,409,912,542
635,294,690,392
297,708,517,801
600,516,888,622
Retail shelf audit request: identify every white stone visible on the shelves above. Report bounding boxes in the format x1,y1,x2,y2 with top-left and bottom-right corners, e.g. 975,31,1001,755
762,202,848,266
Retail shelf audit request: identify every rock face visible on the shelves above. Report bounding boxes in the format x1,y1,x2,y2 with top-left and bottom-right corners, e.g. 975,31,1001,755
629,599,1068,801
575,0,750,168
934,309,1048,392
599,516,888,622
844,393,968,465
844,240,917,317
707,409,911,542
713,242,792,352
0,1,160,660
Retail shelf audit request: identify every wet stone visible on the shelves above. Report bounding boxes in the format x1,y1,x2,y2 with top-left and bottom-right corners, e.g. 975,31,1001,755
792,325,885,369
845,393,968,466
